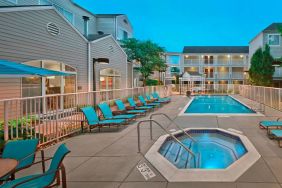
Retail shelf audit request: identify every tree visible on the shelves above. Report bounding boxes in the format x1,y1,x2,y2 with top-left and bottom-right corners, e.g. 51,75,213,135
122,38,166,86
249,45,274,86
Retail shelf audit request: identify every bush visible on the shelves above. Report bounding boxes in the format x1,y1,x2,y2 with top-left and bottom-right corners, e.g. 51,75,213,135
145,79,159,86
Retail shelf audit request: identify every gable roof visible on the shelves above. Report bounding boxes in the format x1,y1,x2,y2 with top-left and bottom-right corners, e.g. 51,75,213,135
263,23,282,32
183,46,249,54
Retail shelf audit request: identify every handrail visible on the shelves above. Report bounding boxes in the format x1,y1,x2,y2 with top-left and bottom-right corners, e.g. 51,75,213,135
150,113,197,142
137,119,196,158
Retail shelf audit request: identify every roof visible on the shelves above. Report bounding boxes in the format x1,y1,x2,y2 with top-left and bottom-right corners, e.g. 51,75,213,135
183,46,249,54
87,34,111,42
263,23,282,32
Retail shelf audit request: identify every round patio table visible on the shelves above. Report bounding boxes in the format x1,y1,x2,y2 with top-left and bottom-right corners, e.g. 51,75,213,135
0,159,18,179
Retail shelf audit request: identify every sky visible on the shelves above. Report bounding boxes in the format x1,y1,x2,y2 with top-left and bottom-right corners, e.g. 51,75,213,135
74,0,282,52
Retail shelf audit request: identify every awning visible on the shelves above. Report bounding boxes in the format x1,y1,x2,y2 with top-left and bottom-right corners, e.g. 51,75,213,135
0,60,74,78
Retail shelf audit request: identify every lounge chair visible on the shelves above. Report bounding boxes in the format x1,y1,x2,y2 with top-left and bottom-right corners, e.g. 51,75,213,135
98,103,136,121
1,144,70,188
127,97,154,111
146,94,169,104
81,106,126,132
270,130,282,147
1,139,42,181
115,99,146,116
138,96,161,108
259,118,282,134
152,92,171,102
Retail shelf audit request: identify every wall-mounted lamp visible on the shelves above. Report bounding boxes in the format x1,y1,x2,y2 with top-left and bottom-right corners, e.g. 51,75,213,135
93,58,110,65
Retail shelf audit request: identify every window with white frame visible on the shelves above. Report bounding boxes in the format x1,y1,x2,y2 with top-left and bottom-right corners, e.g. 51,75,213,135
268,34,280,46
7,0,17,4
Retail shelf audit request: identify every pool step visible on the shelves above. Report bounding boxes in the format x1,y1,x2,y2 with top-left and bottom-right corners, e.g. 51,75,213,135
159,139,196,169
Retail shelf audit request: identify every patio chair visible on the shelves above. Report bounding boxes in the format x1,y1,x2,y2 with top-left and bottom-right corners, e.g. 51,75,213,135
115,99,146,116
152,92,171,102
269,130,282,147
1,139,43,181
127,97,154,111
0,144,70,188
81,106,126,132
146,94,169,104
259,118,282,134
98,103,136,121
138,96,161,108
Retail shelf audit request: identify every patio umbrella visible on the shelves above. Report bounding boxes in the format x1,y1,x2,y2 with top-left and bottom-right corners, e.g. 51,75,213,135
0,60,74,78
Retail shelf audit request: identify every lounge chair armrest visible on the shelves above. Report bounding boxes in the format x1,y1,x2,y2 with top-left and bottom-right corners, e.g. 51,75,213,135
113,110,126,115
136,103,143,107
126,106,135,110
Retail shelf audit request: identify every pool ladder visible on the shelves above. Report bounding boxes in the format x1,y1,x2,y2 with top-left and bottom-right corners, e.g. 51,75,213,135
137,114,199,168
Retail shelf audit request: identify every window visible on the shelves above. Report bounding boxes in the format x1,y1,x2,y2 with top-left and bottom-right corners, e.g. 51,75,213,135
53,4,74,24
7,0,17,4
268,34,280,46
100,68,121,90
118,28,129,40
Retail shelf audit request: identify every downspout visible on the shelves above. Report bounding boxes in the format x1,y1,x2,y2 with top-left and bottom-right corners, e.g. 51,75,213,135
88,42,91,92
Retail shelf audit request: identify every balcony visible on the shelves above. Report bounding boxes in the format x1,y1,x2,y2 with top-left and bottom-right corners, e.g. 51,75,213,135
184,59,200,66
273,67,282,79
217,72,229,79
232,72,244,79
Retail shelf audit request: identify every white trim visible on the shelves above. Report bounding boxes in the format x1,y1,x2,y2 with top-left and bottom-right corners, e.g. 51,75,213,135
267,33,281,47
87,42,91,92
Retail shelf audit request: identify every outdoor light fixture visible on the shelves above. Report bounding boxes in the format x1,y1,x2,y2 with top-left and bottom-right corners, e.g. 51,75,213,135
93,58,110,65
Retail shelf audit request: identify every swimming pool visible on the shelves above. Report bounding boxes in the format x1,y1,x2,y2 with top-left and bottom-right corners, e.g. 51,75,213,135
183,95,256,115
159,130,247,169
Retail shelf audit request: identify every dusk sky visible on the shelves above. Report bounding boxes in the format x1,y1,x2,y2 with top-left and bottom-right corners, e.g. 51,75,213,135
75,0,282,52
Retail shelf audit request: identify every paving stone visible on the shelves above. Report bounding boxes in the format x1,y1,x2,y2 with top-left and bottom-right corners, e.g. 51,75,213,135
167,182,236,188
120,182,167,188
237,183,281,188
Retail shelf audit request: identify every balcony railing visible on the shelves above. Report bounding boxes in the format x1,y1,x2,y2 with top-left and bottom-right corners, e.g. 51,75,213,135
217,72,229,79
184,61,246,67
0,85,172,146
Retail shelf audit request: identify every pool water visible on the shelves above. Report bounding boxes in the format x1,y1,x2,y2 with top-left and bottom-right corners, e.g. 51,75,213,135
185,95,255,114
159,130,247,169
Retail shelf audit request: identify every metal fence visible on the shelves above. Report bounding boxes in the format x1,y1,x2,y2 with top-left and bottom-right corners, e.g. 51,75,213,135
0,85,172,147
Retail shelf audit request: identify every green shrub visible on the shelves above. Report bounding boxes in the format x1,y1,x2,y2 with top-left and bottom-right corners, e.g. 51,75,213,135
145,79,159,86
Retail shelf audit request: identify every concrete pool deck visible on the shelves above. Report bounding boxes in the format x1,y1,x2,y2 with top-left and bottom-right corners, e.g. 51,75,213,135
17,95,282,188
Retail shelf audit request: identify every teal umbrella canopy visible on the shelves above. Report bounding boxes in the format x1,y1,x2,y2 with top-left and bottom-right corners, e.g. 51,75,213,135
0,60,74,78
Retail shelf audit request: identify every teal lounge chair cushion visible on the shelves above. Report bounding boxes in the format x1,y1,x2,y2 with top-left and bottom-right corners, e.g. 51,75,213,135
81,106,126,126
271,130,282,137
127,109,146,114
2,139,38,170
1,144,70,188
138,96,160,107
128,97,153,109
152,92,171,101
115,99,126,111
260,121,282,127
98,103,136,119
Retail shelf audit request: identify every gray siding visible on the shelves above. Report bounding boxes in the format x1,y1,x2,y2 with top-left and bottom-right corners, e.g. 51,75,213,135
0,0,97,36
0,78,21,100
116,15,133,39
96,17,116,37
90,37,128,90
263,32,282,58
0,8,89,98
249,33,263,65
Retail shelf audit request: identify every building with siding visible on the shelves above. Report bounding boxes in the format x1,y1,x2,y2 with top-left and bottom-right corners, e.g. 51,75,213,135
0,1,134,100
249,23,282,87
165,47,249,85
